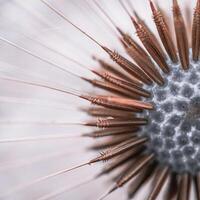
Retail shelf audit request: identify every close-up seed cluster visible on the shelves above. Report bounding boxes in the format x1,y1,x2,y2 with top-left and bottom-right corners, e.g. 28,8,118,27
0,0,200,199
146,61,200,174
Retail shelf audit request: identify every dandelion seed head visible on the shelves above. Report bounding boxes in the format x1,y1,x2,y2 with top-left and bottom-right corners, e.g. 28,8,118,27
1,0,200,199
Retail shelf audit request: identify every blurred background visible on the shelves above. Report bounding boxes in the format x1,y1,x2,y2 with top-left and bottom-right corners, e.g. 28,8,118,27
0,0,196,199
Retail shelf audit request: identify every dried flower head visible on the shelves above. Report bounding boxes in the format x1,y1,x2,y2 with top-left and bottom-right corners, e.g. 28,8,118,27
0,0,200,199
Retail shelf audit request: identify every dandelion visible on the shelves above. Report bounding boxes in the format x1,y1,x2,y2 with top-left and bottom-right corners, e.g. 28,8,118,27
0,0,200,199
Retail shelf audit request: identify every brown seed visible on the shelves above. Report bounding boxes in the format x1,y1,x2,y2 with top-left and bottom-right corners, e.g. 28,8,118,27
99,146,145,176
89,137,148,163
106,96,154,110
81,95,142,112
131,17,170,73
123,43,165,85
83,78,141,99
102,46,153,85
128,163,157,199
116,153,154,187
92,70,151,97
177,173,191,200
147,166,169,200
165,173,178,200
83,126,139,138
195,172,200,200
94,57,141,85
173,0,190,70
134,9,167,61
82,107,135,118
192,0,200,61
85,117,148,128
150,0,178,63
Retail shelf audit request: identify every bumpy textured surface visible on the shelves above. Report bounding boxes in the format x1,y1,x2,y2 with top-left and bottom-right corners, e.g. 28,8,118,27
145,55,200,174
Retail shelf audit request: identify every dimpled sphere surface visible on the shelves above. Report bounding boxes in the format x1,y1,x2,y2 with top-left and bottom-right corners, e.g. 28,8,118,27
145,56,200,174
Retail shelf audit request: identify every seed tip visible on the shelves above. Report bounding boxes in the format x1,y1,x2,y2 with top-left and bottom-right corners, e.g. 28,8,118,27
98,185,117,200
149,0,156,13
173,0,179,7
131,16,139,28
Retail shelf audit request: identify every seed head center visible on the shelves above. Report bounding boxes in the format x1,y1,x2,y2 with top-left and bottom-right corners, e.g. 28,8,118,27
146,59,200,174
